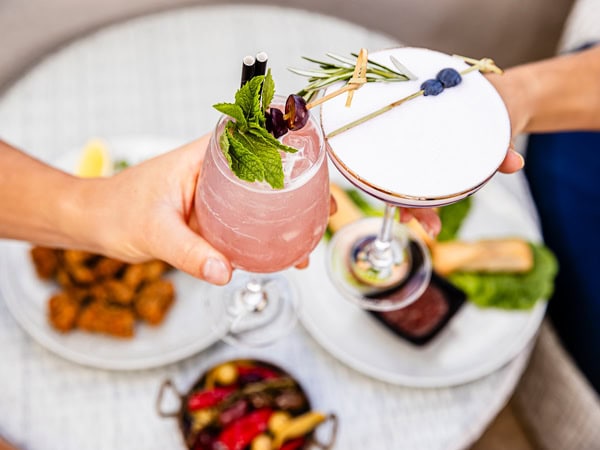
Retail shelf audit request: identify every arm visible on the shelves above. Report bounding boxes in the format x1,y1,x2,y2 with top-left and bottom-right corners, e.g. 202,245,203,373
0,140,82,247
487,45,600,136
0,138,232,284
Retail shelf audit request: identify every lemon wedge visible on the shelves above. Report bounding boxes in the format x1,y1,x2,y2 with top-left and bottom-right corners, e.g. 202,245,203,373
76,139,112,178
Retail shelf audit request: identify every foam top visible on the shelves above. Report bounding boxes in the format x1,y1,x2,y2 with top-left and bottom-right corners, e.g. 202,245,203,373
320,47,511,203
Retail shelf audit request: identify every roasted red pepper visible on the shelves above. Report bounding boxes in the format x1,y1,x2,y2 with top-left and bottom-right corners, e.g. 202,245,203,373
280,437,306,450
188,387,236,411
216,408,273,450
237,365,279,381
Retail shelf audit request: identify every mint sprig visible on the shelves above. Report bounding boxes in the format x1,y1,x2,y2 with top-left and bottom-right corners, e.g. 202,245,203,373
261,71,275,116
214,70,296,189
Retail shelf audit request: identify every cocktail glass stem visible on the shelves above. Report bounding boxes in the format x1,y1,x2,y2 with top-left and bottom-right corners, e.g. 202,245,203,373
350,203,409,286
367,204,399,274
238,278,268,312
220,273,299,347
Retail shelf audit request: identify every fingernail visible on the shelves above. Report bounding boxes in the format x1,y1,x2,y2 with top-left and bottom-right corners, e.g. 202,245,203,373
330,196,338,215
203,258,229,285
423,223,435,238
516,152,525,169
430,224,441,239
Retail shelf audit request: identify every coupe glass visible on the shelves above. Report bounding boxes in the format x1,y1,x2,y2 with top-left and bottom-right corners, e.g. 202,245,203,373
321,47,510,311
194,95,329,346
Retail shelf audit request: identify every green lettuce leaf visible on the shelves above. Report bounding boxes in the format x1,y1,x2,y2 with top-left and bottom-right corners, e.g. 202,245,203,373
437,197,472,241
448,243,558,309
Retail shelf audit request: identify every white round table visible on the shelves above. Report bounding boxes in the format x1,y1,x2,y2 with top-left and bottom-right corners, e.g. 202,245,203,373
0,5,536,450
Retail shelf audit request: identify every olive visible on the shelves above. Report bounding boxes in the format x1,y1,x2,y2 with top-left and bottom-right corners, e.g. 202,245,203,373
285,94,309,130
193,430,216,450
274,390,307,411
239,373,264,385
248,392,273,409
219,399,248,427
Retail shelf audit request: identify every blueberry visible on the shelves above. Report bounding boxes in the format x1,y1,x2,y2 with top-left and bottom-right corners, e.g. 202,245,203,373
436,68,462,88
420,79,444,96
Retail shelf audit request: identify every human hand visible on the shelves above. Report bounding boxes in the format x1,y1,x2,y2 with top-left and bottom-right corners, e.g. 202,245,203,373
486,71,528,175
77,135,233,285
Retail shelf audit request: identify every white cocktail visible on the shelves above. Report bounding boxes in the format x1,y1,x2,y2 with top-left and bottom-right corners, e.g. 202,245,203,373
320,47,510,310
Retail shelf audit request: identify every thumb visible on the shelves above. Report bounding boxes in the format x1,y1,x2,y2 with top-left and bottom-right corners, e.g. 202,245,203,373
150,216,232,285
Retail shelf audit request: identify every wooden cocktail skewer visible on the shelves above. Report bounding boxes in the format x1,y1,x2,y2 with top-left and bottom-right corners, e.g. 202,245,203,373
453,55,503,75
309,48,368,109
283,48,369,120
282,52,503,134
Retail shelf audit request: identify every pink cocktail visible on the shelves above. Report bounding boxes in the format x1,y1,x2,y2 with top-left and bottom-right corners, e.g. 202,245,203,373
194,96,329,347
196,106,329,272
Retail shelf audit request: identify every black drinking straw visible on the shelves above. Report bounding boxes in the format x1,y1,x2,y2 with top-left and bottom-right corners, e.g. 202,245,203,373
254,51,269,77
240,55,256,87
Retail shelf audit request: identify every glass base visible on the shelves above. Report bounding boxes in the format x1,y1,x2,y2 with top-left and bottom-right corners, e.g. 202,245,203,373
327,217,432,311
207,271,299,347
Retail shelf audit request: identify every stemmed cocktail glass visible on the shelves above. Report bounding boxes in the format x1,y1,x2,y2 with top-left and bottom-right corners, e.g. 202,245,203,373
319,47,510,311
195,95,329,347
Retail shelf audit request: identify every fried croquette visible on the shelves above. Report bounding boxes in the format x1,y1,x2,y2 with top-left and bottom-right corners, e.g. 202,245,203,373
76,301,135,338
31,245,175,338
134,279,175,325
48,291,80,332
30,247,60,279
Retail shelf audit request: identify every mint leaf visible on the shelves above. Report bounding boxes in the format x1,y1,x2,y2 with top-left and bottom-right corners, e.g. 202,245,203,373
235,76,264,121
262,69,275,115
235,130,284,189
248,124,297,154
213,103,247,129
214,70,302,189
220,126,232,166
227,130,265,183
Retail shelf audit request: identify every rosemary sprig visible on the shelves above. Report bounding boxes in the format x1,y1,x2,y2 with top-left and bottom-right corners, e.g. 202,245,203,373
289,52,415,102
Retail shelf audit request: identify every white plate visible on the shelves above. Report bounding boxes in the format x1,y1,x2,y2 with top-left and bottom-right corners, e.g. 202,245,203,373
0,137,228,370
294,169,546,387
